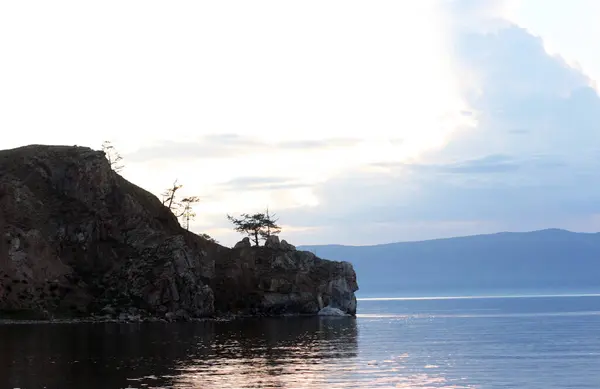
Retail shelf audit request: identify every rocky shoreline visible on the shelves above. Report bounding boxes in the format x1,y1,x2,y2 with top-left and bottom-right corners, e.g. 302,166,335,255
0,308,352,325
0,145,358,320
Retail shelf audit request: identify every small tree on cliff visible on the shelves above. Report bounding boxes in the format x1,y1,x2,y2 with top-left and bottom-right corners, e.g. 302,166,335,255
259,207,281,241
161,180,201,229
227,210,281,246
102,141,124,172
162,180,183,212
180,196,201,230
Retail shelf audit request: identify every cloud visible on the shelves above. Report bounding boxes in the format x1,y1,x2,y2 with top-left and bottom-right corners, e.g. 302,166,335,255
373,154,521,174
374,153,569,176
443,0,518,33
274,154,600,245
125,134,364,162
278,138,362,150
424,154,520,174
233,3,600,246
110,1,600,247
216,176,309,192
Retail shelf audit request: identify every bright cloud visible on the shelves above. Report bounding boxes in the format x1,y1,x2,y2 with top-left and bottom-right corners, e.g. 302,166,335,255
511,0,600,87
273,1,600,245
1,1,466,149
0,0,470,231
2,0,600,246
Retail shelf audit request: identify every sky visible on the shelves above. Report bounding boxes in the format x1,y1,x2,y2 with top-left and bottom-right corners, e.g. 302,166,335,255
1,0,600,246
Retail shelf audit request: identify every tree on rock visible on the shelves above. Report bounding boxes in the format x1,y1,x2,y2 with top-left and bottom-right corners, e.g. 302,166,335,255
227,210,281,246
102,141,124,172
161,180,201,230
260,207,281,241
180,196,201,230
162,180,183,212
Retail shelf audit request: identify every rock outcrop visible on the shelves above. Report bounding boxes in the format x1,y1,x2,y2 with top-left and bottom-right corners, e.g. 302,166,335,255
263,235,296,251
0,145,358,320
233,237,252,249
213,244,357,316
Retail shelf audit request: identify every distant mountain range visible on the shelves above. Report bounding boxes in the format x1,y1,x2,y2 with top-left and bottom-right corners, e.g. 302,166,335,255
299,229,600,297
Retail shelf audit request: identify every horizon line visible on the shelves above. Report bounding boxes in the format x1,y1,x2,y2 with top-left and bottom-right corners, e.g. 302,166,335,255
357,293,600,301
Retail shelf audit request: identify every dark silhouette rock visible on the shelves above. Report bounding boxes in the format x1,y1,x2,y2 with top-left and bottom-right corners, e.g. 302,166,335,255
0,145,358,319
212,247,358,315
233,237,251,249
264,235,281,249
280,239,296,251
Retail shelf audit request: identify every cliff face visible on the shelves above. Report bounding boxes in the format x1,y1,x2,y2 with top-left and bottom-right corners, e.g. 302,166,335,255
213,244,357,315
0,145,357,319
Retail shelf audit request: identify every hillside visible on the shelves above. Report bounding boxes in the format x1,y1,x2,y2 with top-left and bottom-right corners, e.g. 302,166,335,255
300,229,600,296
0,145,357,320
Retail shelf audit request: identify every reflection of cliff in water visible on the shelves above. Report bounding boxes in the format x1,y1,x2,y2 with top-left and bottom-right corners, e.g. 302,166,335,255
176,316,359,388
0,317,358,389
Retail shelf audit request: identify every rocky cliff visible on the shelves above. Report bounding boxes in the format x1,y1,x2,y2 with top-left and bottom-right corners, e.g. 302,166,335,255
0,145,357,320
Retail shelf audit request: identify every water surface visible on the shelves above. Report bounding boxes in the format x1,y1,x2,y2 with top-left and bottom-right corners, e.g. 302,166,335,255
2,295,600,388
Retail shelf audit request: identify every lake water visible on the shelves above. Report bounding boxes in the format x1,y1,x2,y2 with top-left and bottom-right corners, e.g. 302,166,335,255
2,294,600,388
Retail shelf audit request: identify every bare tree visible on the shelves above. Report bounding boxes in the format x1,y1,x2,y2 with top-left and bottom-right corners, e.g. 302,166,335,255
162,180,201,230
162,180,183,212
101,141,124,172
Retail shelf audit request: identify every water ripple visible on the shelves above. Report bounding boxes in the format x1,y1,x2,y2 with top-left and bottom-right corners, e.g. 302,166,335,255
2,296,600,388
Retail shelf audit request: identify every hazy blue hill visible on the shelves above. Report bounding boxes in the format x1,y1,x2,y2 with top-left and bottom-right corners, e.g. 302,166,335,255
298,229,600,297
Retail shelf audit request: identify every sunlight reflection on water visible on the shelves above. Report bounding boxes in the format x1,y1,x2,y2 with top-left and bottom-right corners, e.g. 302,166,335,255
3,296,600,388
156,317,470,389
1,316,472,389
